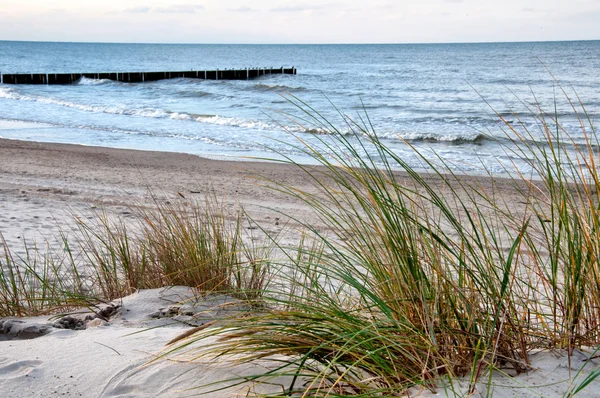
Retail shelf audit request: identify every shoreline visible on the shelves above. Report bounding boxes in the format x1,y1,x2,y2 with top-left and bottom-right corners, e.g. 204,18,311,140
0,136,527,253
0,117,538,182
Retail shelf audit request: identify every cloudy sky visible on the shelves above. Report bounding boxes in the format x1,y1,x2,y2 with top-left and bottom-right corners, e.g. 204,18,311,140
0,0,598,44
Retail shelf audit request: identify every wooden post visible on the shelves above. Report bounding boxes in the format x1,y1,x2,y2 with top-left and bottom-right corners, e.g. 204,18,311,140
0,67,297,85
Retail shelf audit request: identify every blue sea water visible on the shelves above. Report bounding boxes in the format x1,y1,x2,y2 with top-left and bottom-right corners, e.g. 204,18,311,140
0,40,599,174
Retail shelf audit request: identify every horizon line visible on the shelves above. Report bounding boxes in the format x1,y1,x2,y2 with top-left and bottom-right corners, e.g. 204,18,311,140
1,38,599,46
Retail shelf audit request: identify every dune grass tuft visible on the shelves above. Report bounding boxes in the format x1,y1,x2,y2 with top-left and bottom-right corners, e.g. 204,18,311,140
0,233,89,317
1,195,273,315
71,195,273,301
167,90,600,396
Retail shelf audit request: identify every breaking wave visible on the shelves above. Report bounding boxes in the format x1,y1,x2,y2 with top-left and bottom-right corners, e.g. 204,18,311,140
392,132,489,144
250,83,308,93
75,77,115,86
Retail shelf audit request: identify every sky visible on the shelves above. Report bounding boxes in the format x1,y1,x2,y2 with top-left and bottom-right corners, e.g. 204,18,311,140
0,0,598,44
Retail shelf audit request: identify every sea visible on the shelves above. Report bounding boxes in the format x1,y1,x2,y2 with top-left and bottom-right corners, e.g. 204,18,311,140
0,40,599,175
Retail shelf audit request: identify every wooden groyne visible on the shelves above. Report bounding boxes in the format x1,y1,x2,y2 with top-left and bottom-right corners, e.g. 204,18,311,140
0,67,297,85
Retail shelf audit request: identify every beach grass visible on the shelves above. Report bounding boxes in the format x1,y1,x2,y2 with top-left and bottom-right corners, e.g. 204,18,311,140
0,195,272,316
1,85,600,395
161,90,600,396
0,232,89,317
72,194,274,302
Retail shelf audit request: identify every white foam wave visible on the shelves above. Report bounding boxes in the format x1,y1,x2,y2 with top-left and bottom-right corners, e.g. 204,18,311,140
3,87,451,140
0,87,125,114
169,113,193,121
0,87,300,133
0,87,198,121
76,77,113,86
0,87,19,100
196,115,275,130
252,83,306,92
379,131,486,143
194,115,340,135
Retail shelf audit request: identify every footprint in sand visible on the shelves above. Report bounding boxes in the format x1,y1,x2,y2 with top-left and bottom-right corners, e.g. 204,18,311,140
0,357,43,380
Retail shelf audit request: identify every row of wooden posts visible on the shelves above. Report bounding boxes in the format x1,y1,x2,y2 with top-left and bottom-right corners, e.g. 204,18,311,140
0,67,297,85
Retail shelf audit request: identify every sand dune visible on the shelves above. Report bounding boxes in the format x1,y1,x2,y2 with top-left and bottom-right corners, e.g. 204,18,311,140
1,136,599,397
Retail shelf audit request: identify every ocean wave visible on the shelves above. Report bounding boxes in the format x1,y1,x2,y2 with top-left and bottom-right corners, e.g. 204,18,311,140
193,115,345,135
0,116,165,140
250,83,307,93
175,89,218,98
75,77,230,100
0,87,287,131
391,132,489,144
75,77,115,86
0,87,200,120
0,86,583,148
0,86,123,114
276,122,492,144
270,122,490,144
195,115,279,130
301,127,489,144
495,110,589,120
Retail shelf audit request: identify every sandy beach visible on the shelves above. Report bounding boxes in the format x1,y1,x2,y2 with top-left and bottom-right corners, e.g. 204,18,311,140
2,136,600,397
0,136,331,259
0,137,324,397
0,135,528,245
0,136,516,252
